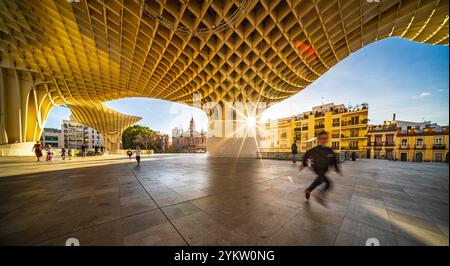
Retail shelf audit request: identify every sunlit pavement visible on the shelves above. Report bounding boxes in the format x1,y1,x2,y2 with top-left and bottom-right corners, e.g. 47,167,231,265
0,154,448,246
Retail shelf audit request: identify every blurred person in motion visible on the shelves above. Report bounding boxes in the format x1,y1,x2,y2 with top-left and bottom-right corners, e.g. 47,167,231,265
291,142,298,163
299,131,341,207
81,143,86,157
32,141,44,162
127,149,133,159
46,144,54,161
135,146,141,165
61,147,66,160
68,148,73,160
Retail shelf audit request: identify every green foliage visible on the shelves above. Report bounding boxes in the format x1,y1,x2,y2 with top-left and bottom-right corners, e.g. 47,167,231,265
122,124,162,151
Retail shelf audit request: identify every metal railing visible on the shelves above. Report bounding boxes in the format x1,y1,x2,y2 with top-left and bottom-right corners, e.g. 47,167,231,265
433,144,446,149
415,144,426,149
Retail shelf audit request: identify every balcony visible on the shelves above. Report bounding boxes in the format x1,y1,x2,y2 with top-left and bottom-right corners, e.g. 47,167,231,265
385,142,395,147
399,144,409,149
341,121,367,127
415,144,426,149
332,123,340,127
341,135,366,140
301,126,308,130
332,134,340,139
433,144,446,150
373,142,383,147
314,124,325,130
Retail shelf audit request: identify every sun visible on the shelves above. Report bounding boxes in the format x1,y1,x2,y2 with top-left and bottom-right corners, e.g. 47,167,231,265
246,116,256,127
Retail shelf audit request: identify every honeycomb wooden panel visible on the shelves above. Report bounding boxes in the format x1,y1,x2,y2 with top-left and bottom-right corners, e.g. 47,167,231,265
0,0,448,142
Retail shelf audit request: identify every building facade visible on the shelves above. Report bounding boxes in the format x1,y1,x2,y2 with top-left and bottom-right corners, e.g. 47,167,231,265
62,116,104,150
260,103,369,158
396,126,449,163
161,134,170,153
367,121,398,160
364,117,449,163
172,118,207,153
40,128,64,148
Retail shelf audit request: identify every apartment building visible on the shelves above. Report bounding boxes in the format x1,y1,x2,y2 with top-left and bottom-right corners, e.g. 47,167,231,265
62,116,104,149
367,121,398,160
396,126,449,162
260,103,369,158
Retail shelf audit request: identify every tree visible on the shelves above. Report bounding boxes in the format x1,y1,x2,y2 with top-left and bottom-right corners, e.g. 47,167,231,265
122,124,162,151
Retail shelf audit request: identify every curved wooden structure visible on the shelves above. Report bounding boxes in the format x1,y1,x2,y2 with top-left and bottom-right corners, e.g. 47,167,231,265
0,0,448,153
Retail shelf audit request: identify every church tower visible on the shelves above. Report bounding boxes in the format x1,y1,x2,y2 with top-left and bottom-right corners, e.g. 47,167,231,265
189,117,195,138
189,117,195,146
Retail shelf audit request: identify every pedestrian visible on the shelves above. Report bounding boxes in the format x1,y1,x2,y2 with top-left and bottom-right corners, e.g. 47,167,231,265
299,131,342,207
68,148,73,160
94,145,99,155
127,149,133,159
81,143,86,157
291,142,298,163
351,152,357,161
46,144,54,161
32,141,44,162
100,145,104,155
135,146,141,165
61,147,66,160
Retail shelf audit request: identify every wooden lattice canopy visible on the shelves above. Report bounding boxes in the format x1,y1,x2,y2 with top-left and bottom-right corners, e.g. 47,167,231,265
0,0,448,142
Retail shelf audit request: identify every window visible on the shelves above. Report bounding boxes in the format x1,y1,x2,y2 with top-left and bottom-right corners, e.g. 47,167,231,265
332,141,339,149
349,140,358,149
332,118,340,127
386,134,394,145
416,138,424,146
435,136,443,145
350,130,359,137
45,136,58,141
375,135,382,146
434,152,443,162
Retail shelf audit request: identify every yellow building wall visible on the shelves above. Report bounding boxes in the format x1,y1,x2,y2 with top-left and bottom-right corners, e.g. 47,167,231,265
396,133,449,162
260,105,369,158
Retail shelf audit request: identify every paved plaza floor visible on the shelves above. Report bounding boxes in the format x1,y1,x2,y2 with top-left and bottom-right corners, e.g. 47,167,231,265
0,154,448,246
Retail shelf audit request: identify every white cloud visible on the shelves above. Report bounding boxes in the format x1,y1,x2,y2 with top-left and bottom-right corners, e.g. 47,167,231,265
412,92,431,99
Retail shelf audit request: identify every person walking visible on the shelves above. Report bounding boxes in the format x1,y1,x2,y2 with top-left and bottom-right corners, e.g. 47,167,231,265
135,146,141,165
81,143,86,157
32,141,44,162
127,149,133,159
46,144,54,161
68,148,73,160
61,147,66,160
291,142,298,163
94,145,99,155
299,131,341,207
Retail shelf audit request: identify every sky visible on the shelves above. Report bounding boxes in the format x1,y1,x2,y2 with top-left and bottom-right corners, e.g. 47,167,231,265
45,37,449,135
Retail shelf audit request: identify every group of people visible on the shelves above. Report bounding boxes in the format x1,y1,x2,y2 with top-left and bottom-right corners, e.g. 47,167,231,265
80,143,105,157
33,131,340,206
32,141,73,162
32,141,105,162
